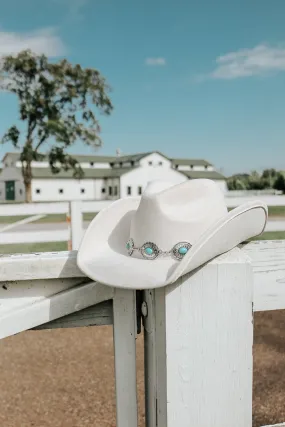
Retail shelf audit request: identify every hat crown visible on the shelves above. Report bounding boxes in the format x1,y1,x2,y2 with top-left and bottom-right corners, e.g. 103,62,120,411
130,179,228,254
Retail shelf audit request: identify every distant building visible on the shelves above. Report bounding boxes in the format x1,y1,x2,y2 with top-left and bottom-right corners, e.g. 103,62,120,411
0,151,227,202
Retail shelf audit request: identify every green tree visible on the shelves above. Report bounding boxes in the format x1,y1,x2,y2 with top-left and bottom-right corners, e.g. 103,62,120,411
227,177,247,190
0,50,113,202
273,172,285,194
261,168,277,187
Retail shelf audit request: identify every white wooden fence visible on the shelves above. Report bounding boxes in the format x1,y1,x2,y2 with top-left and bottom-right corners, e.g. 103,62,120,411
1,196,285,246
0,240,285,426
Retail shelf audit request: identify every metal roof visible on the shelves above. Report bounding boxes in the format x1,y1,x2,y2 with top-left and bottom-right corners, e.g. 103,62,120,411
3,151,213,168
171,158,212,166
181,170,226,180
2,152,117,164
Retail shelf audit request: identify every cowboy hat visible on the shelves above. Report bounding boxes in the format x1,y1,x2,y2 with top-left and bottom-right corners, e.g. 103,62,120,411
77,179,268,289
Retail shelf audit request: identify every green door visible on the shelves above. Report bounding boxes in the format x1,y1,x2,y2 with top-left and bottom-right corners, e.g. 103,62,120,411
5,181,15,201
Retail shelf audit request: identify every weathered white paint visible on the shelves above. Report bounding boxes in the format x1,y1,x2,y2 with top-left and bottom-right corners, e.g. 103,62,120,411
242,240,285,311
0,251,84,281
0,278,86,316
144,287,167,427
0,241,285,312
0,240,283,426
113,289,138,427
70,200,83,250
34,300,113,330
144,247,253,427
0,280,114,339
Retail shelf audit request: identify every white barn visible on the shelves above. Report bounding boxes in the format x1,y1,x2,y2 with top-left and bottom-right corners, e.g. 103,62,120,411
0,151,227,202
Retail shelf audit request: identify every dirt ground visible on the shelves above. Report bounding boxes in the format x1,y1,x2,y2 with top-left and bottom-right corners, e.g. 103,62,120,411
0,310,284,427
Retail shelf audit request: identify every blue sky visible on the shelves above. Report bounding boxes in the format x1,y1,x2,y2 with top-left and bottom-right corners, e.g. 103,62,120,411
0,0,285,175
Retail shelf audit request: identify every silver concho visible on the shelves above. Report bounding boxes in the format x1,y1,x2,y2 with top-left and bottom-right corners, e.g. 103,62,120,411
172,242,192,261
140,242,160,260
126,238,135,256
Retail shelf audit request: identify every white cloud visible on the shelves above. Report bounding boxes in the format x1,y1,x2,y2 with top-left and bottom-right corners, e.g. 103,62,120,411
209,44,285,80
145,57,166,66
53,0,89,21
0,27,65,58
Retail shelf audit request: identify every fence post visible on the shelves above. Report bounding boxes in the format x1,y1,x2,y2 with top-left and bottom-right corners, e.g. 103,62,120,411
69,201,83,251
113,288,138,427
143,247,254,427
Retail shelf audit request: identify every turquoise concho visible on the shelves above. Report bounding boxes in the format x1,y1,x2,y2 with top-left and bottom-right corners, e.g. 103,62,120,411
126,238,192,261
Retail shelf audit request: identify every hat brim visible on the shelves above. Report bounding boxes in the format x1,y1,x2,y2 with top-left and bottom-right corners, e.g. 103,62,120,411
77,198,267,289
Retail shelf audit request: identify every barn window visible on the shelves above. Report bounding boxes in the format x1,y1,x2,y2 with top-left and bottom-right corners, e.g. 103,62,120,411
36,189,41,194
190,165,194,169
138,186,142,195
19,189,23,195
127,186,131,195
205,165,208,170
114,186,118,196
90,162,94,166
81,188,85,194
109,186,113,196
158,161,163,166
59,189,64,194
102,188,106,193
148,161,153,166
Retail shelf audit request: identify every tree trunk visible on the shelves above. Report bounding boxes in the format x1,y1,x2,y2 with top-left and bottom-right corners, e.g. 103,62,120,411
25,181,32,203
22,160,33,203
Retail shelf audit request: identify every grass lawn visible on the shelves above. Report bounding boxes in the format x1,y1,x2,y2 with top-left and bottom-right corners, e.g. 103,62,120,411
251,230,285,240
267,206,285,216
0,212,97,224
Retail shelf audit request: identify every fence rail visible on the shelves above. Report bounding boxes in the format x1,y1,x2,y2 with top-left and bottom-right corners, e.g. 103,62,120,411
0,240,284,426
1,196,285,246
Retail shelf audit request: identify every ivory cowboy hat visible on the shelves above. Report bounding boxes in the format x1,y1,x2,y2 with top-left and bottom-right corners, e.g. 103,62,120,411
77,179,268,289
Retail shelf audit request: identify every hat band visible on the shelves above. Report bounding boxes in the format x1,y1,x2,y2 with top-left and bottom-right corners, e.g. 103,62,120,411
126,238,192,261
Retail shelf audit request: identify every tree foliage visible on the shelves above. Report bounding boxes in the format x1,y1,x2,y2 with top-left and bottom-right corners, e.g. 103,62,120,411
0,49,113,201
227,169,285,193
273,173,285,193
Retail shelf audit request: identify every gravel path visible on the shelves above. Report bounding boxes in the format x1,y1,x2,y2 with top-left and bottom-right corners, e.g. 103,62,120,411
0,311,284,427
